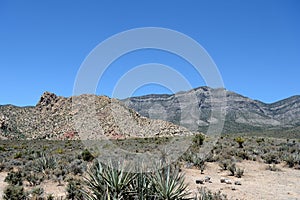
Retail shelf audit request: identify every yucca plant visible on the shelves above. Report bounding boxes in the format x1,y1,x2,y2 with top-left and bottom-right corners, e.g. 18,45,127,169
128,166,154,199
32,153,57,174
82,160,136,200
151,165,191,200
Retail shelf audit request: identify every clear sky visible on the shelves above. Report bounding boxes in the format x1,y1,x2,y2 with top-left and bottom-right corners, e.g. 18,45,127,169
0,0,299,106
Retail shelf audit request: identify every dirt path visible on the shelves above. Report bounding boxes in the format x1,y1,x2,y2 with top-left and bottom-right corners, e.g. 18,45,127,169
183,160,300,200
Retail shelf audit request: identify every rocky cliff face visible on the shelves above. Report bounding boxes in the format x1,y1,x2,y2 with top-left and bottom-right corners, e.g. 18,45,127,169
122,87,300,134
0,92,194,139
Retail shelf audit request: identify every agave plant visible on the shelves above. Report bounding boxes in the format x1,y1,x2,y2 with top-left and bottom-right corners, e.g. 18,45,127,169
151,165,191,200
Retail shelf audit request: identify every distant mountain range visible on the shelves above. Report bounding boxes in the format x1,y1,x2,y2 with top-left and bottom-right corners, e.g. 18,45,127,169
1,87,300,139
122,87,300,137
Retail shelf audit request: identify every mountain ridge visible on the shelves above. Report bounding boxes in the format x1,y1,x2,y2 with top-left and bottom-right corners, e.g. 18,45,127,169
122,87,300,135
1,87,300,139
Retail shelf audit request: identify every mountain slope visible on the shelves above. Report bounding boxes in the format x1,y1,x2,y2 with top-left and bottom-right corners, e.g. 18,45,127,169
0,92,193,139
122,87,300,134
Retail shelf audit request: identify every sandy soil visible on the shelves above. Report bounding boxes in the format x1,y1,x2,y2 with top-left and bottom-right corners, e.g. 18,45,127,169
183,160,300,200
0,161,299,199
0,172,7,198
0,172,66,199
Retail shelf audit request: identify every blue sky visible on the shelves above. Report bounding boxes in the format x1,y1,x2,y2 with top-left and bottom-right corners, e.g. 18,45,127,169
0,0,299,106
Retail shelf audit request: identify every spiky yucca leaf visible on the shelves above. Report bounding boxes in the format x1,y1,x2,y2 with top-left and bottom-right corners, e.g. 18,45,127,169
82,160,136,200
152,165,190,200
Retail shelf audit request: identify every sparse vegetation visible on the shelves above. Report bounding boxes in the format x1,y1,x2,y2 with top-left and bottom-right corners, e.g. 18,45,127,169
197,187,227,200
0,134,298,199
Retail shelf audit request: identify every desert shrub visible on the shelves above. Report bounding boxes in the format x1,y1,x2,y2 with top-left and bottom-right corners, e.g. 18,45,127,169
219,159,231,170
228,163,236,176
0,160,5,172
263,152,280,164
3,185,27,200
193,134,206,146
191,155,206,173
66,179,84,200
53,168,67,185
46,194,55,200
234,137,245,148
29,187,44,198
81,149,94,162
235,149,250,160
32,153,57,174
4,171,23,186
197,187,227,200
284,154,300,168
56,148,64,154
0,145,6,151
68,159,86,175
266,164,281,172
235,168,244,178
25,172,44,186
13,152,22,159
256,138,265,144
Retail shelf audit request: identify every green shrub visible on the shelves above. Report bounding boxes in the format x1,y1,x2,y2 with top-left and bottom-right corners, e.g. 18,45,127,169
219,159,231,170
66,179,84,200
193,134,206,146
4,171,23,186
235,168,244,178
197,187,227,200
234,137,245,148
3,185,27,200
25,172,44,186
29,187,44,198
263,152,280,164
81,149,94,162
228,163,236,176
14,152,22,159
32,153,57,174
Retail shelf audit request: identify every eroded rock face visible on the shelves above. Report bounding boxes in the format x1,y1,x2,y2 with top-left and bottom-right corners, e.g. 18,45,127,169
122,87,300,133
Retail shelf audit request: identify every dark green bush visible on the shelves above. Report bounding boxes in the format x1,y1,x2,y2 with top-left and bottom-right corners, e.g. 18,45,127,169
3,185,27,200
81,149,94,162
193,134,206,146
66,179,84,200
4,171,23,186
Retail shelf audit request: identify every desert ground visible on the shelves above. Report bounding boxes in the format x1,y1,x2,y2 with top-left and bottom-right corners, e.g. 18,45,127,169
0,135,299,199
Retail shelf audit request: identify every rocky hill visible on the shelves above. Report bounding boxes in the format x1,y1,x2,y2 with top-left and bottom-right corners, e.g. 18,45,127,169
122,87,300,134
0,92,193,139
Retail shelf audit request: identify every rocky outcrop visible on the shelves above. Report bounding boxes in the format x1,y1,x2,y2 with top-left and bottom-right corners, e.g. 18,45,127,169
0,92,194,139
